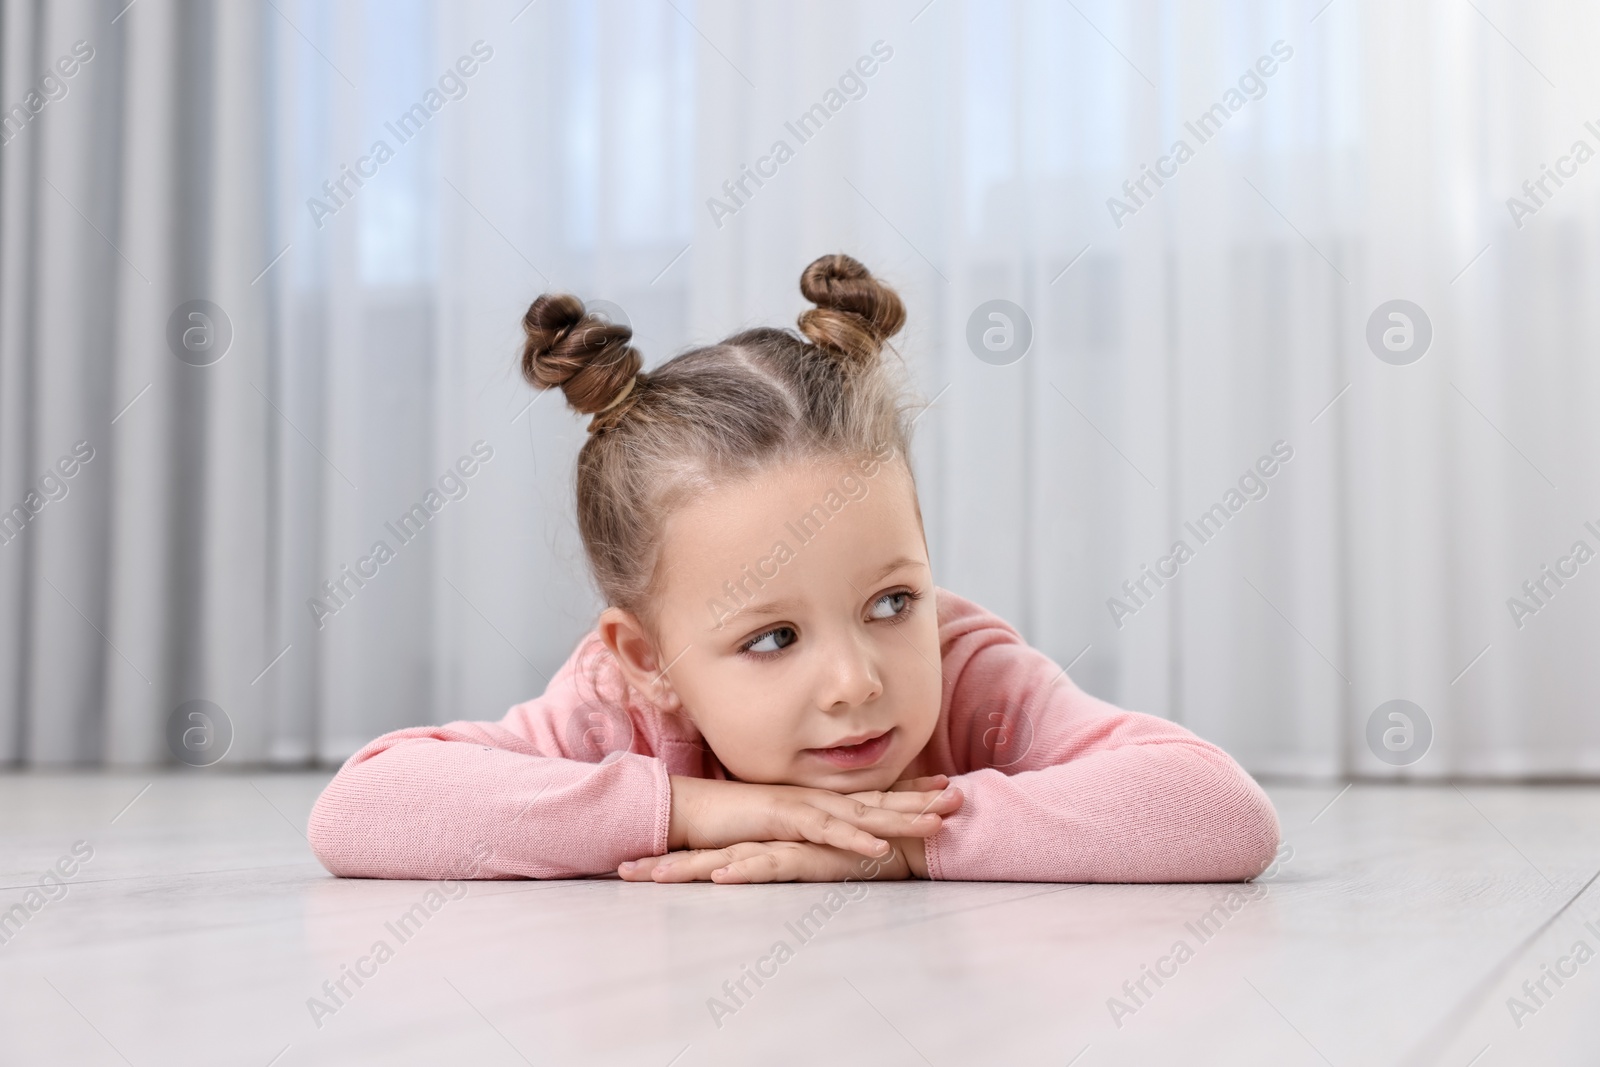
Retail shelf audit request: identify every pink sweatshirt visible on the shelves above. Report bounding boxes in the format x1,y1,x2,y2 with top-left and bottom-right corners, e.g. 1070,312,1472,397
308,587,1279,882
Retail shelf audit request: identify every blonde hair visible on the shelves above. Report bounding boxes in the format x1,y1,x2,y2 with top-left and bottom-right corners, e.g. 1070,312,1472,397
519,253,923,629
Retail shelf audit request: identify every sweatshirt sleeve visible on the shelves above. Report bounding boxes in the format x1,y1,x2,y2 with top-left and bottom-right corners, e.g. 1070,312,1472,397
306,637,675,880
923,591,1280,883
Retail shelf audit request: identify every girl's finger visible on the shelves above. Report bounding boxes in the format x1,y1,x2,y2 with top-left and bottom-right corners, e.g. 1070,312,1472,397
648,849,732,882
841,787,964,818
710,845,804,884
887,774,949,792
783,802,897,857
620,850,710,880
836,787,962,824
614,844,710,883
767,788,961,857
649,842,768,883
620,848,719,880
787,796,949,856
618,855,666,880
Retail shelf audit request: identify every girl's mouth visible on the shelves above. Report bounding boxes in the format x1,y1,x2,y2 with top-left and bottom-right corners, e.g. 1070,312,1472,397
806,728,894,769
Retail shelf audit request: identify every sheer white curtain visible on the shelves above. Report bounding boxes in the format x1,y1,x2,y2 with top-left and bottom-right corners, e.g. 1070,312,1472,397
3,0,1597,777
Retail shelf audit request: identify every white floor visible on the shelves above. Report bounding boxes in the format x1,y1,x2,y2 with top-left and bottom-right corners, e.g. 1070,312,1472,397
1,776,1597,1066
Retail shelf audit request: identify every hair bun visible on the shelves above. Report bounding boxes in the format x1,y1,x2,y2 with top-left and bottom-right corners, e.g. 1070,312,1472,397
520,294,643,425
797,253,906,366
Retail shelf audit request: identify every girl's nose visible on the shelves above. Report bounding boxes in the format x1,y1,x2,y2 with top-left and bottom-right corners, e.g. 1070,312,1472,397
818,632,883,711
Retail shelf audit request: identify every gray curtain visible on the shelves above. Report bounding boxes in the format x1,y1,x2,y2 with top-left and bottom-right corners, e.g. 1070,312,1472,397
1,0,278,764
4,0,1599,778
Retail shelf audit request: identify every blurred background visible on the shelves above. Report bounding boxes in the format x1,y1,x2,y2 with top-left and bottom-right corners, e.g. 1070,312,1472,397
1,0,1595,779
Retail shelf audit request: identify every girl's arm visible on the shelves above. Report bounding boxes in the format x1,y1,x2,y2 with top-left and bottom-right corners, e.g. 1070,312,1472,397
925,592,1281,883
306,712,676,880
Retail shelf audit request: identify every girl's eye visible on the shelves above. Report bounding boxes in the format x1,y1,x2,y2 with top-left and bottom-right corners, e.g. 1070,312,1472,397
738,590,920,658
742,626,797,655
869,589,919,620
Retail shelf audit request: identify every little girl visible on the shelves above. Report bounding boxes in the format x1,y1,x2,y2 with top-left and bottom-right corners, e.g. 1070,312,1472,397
308,254,1279,885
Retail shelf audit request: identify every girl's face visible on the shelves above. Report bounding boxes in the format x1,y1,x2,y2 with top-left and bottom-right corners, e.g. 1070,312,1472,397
601,452,943,792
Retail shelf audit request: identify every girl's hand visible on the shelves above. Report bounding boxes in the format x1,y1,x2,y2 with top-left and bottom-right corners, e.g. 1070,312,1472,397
882,775,953,791
620,839,916,884
846,774,956,807
667,774,962,861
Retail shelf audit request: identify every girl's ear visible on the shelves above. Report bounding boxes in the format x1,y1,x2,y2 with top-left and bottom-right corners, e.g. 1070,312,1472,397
596,606,685,714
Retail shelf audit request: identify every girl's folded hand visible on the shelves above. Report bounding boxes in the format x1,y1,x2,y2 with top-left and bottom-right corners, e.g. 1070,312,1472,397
665,773,963,861
619,839,913,884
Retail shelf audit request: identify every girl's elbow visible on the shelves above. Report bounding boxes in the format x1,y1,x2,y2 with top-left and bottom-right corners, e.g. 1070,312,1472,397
1178,748,1281,881
1228,777,1282,881
306,779,375,877
306,800,350,876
